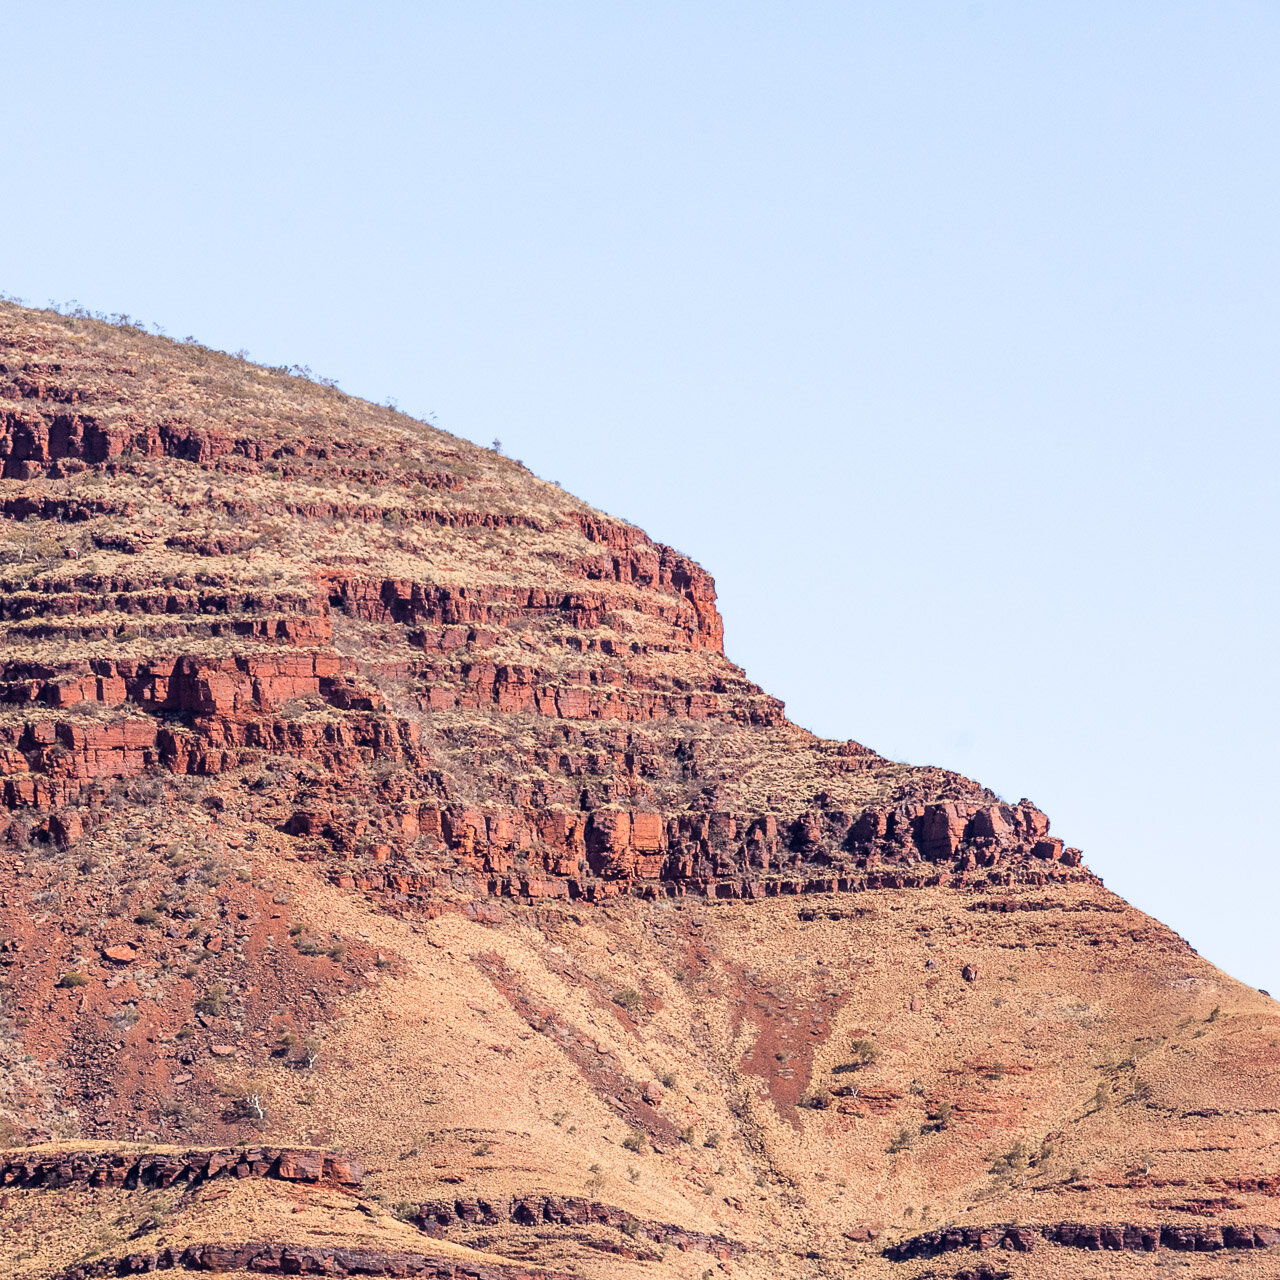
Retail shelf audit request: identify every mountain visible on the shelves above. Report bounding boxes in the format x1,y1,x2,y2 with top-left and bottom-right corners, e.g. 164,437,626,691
1,298,1277,1279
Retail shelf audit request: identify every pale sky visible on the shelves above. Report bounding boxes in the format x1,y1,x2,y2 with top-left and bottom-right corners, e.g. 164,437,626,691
4,2,1277,992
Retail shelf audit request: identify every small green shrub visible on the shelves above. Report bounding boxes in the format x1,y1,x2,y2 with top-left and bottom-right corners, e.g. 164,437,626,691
989,1140,1030,1179
196,983,227,1016
58,971,89,988
888,1126,916,1153
833,1039,879,1073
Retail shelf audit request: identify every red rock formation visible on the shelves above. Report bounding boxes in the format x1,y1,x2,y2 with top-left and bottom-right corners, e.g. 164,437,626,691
0,1145,361,1189
4,302,1278,1280
53,1242,575,1279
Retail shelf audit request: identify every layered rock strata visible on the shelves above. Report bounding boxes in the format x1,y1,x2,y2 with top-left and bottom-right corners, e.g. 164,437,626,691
0,1145,361,1189
0,302,1081,915
414,1193,740,1259
53,1242,574,1279
887,1220,1280,1258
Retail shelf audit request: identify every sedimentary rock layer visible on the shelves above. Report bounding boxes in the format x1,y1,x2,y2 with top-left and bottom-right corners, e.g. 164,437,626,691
0,1145,360,1190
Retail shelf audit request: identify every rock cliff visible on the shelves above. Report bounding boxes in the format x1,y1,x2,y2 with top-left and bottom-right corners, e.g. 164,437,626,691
1,300,1278,1280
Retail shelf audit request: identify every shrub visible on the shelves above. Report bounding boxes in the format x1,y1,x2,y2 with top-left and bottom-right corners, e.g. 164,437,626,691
801,1089,832,1109
990,1140,1030,1179
134,908,160,926
888,1126,916,1154
659,1071,676,1088
229,1084,268,1124
621,1130,646,1153
703,1130,721,1149
58,971,89,988
196,983,227,1016
833,1039,879,1073
611,987,643,1013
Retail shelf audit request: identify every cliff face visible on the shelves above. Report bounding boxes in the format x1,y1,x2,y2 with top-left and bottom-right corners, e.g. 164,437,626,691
1,301,1278,1280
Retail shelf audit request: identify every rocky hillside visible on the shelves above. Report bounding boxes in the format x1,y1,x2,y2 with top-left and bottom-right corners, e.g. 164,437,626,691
1,300,1277,1279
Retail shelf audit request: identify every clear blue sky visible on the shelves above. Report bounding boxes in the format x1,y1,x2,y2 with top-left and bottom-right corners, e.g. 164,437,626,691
5,2,1277,992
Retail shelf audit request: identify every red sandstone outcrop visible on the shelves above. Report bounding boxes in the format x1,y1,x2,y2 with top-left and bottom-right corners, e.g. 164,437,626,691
53,1242,575,1279
0,1146,361,1189
886,1221,1280,1258
414,1193,740,1259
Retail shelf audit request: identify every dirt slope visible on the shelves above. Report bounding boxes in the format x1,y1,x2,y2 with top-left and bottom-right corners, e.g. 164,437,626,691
0,300,1277,1278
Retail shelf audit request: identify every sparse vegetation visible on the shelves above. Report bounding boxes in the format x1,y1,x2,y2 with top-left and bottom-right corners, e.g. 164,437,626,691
989,1140,1030,1180
1086,1080,1111,1115
833,1039,879,1073
888,1126,916,1153
611,987,643,1013
195,983,227,1016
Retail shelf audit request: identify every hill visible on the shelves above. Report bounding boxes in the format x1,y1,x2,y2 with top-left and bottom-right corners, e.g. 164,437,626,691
1,299,1277,1279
